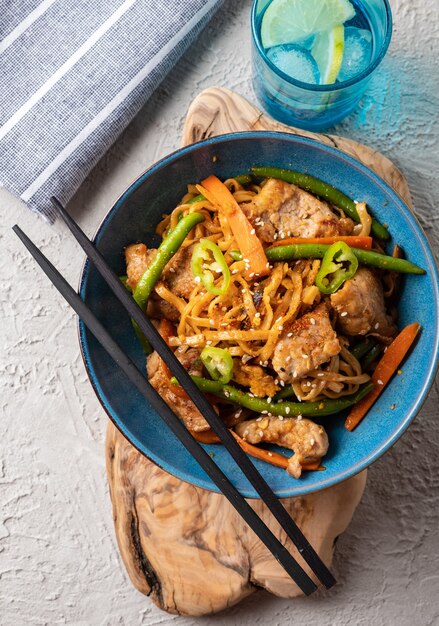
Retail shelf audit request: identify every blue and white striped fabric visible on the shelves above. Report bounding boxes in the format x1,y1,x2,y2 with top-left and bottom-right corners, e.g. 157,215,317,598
0,0,223,221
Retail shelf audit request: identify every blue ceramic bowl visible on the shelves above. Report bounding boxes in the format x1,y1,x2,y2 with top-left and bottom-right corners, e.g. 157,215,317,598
79,132,439,498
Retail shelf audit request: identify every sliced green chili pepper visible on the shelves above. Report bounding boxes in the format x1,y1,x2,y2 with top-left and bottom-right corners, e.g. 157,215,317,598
265,244,425,274
171,376,374,417
250,166,389,240
133,212,205,310
315,241,359,294
200,346,233,384
191,239,231,296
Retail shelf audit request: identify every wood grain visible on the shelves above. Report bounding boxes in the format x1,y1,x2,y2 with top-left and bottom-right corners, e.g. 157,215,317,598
106,87,413,616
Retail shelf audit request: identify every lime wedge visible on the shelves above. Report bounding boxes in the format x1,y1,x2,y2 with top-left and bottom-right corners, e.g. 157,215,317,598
312,24,345,84
261,0,355,49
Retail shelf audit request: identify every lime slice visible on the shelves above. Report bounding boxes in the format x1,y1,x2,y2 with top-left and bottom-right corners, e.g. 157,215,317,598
311,24,345,84
261,0,355,49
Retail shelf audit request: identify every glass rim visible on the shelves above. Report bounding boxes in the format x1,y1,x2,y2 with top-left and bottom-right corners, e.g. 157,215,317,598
250,0,393,92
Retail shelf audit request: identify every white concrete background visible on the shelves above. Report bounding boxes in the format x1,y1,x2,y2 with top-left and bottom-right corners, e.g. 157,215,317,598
1,0,438,624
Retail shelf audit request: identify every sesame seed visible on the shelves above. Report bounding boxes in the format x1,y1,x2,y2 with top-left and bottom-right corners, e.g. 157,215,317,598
279,415,284,421
285,406,290,414
210,319,215,325
250,229,256,235
377,379,384,385
256,417,262,422
374,322,380,329
390,403,396,410
280,380,285,387
278,325,283,331
232,269,239,274
310,318,316,325
302,354,308,359
287,332,293,337
297,414,302,421
206,340,212,345
222,306,227,312
340,311,348,317
267,452,273,457
310,438,315,446
286,356,292,362
249,272,255,278
267,397,272,404
194,276,201,283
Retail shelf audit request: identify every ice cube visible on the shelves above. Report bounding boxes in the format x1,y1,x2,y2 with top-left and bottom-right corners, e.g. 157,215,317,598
338,27,373,82
267,44,320,85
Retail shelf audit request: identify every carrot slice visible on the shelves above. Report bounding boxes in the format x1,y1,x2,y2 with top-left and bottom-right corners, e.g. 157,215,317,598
345,322,421,431
197,175,269,280
270,236,373,250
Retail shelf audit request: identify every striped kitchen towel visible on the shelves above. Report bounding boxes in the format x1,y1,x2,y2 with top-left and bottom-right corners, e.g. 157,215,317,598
0,0,223,221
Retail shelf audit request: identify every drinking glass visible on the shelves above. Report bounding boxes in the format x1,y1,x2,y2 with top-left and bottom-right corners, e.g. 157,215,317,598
251,0,392,131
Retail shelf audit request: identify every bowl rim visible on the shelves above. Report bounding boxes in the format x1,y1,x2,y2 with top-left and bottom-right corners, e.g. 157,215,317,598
78,130,439,498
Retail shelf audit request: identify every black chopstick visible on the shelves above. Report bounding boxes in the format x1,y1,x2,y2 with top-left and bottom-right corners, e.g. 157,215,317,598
13,224,317,595
50,197,336,590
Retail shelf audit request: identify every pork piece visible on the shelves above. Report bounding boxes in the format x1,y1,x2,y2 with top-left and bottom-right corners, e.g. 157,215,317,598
235,416,329,478
163,244,197,300
330,268,398,342
147,348,209,432
232,361,279,398
271,303,341,382
241,178,354,243
125,243,156,290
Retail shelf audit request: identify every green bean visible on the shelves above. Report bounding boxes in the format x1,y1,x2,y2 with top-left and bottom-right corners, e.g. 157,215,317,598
171,376,374,417
133,212,205,310
188,175,253,205
188,193,205,205
265,244,425,274
273,386,298,401
350,338,377,360
250,166,389,241
361,343,384,371
229,249,243,262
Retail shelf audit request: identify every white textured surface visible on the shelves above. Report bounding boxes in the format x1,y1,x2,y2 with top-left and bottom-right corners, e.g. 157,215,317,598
1,0,438,623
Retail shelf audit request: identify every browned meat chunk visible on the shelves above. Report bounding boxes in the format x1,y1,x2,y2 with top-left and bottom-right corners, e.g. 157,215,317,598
330,268,398,342
271,303,341,382
125,243,156,290
163,245,197,300
235,416,328,478
232,361,279,398
241,178,354,243
125,242,197,321
147,348,209,432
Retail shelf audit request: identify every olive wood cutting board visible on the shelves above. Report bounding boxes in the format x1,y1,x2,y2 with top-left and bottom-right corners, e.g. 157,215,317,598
105,87,413,616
